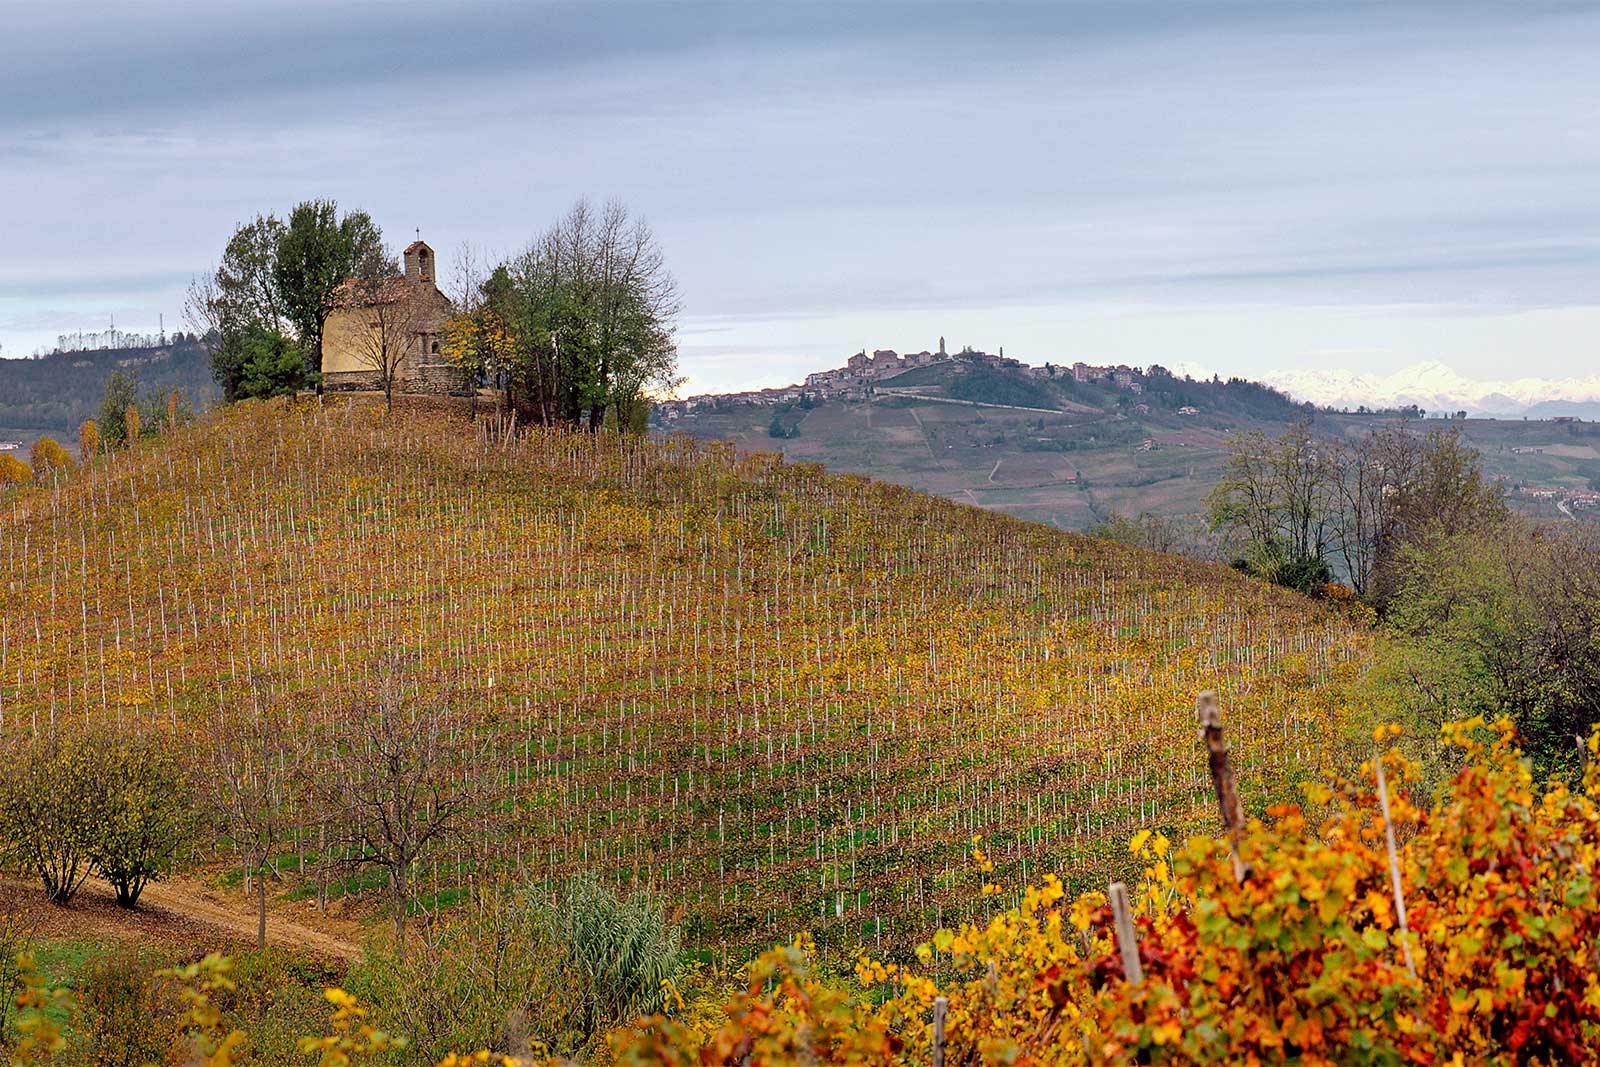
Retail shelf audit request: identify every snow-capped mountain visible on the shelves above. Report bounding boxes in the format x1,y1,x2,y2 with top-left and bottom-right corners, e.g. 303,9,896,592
1262,361,1600,417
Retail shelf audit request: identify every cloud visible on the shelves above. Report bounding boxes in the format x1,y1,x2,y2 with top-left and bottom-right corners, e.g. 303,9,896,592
4,3,1599,382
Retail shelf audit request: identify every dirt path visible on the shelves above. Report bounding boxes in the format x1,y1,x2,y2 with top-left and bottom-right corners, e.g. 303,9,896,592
1,876,364,964
137,880,364,962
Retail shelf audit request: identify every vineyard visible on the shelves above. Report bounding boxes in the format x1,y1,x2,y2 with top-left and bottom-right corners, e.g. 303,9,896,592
0,400,1372,955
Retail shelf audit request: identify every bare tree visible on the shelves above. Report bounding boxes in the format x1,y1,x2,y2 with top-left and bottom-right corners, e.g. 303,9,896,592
212,698,298,950
491,198,681,428
445,240,493,314
1207,420,1337,580
585,199,683,429
1330,424,1505,603
329,670,479,958
1216,419,1506,600
350,276,430,412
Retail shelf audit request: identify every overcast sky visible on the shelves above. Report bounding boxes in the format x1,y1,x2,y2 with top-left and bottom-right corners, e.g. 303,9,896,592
4,1,1598,392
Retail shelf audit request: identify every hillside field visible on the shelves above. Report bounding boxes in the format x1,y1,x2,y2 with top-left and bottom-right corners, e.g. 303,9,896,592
0,400,1373,956
666,364,1600,531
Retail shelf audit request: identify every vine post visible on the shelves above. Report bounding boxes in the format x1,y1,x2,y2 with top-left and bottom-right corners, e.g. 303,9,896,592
1373,746,1417,977
1107,881,1143,986
1196,690,1251,883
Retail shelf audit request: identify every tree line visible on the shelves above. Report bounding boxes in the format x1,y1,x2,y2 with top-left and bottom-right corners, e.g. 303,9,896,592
1200,418,1597,775
0,660,481,969
1204,420,1505,602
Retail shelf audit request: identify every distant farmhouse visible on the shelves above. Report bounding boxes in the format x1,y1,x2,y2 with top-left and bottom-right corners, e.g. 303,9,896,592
321,240,468,395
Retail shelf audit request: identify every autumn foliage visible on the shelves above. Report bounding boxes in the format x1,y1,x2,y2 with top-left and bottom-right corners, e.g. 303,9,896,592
8,718,1589,1066
28,436,72,479
78,419,100,459
0,453,30,485
611,720,1600,1066
0,400,1371,953
0,727,197,905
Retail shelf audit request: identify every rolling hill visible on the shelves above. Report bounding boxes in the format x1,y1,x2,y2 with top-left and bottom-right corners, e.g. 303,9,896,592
0,399,1373,955
0,340,216,455
661,363,1314,532
662,362,1600,531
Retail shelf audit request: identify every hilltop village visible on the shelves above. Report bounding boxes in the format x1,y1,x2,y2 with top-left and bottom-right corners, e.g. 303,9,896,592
654,338,1168,420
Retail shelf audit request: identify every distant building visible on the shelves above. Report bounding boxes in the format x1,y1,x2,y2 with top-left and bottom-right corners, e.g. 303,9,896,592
1177,405,1199,416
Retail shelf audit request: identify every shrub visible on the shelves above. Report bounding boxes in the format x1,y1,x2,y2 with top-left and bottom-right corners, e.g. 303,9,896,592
91,734,200,907
76,948,179,1067
211,948,339,1064
356,886,573,1061
0,728,197,907
356,873,681,1059
0,453,31,485
553,872,683,1044
1384,521,1600,777
29,438,71,480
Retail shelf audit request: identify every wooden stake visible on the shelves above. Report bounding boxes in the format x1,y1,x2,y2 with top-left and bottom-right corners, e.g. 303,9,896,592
1196,690,1251,883
1108,881,1143,986
1374,747,1417,978
932,995,948,1067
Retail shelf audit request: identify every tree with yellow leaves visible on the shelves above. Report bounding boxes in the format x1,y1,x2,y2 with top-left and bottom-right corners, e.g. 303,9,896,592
78,418,100,458
0,729,107,903
0,453,31,485
29,437,72,479
91,733,201,907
